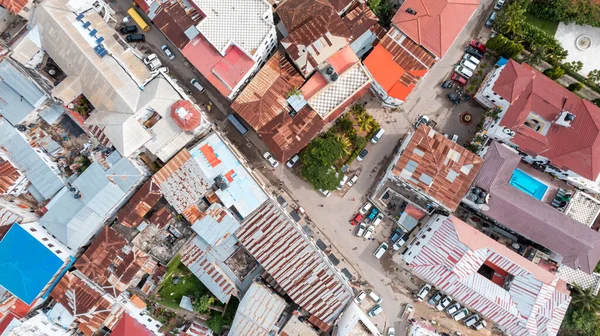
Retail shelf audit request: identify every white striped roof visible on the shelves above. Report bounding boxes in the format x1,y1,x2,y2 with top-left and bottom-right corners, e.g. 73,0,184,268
237,201,352,327
404,215,571,336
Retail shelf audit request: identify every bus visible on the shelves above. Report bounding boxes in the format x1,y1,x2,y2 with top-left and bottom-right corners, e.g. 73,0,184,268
127,8,150,32
227,114,248,135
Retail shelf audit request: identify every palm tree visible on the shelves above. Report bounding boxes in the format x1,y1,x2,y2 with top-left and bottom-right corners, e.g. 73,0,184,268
335,135,352,155
571,285,600,313
351,104,366,117
357,114,374,132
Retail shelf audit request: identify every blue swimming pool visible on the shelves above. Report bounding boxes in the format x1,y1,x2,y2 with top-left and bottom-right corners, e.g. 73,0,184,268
509,169,548,200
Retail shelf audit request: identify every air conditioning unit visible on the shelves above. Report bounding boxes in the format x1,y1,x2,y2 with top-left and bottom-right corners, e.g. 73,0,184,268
502,128,515,136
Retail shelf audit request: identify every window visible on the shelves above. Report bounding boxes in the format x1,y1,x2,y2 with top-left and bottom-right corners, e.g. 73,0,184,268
48,244,54,248
56,250,62,254
29,227,37,232
416,241,421,246
421,235,426,239
426,228,432,232
491,100,496,103
42,238,49,241
499,97,504,100
524,118,543,131
485,95,490,98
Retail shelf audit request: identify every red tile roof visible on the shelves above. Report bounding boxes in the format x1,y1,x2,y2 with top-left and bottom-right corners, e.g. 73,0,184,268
392,0,480,58
75,226,152,298
392,124,483,210
50,272,114,336
116,179,162,228
111,313,154,336
363,32,435,101
495,60,600,180
182,37,255,97
0,0,27,15
0,160,21,195
329,0,353,13
171,100,202,131
231,52,305,131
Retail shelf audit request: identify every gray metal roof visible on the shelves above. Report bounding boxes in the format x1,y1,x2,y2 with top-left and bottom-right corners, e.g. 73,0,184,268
0,118,64,199
228,282,287,336
39,157,142,250
0,60,47,125
191,203,240,246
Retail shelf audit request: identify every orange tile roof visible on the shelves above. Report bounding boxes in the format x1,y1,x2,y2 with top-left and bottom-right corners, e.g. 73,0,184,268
130,295,147,309
392,124,484,210
200,144,221,168
363,33,436,101
0,0,27,15
392,0,480,58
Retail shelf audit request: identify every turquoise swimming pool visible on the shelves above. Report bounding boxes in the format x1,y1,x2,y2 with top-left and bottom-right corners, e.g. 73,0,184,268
509,169,548,200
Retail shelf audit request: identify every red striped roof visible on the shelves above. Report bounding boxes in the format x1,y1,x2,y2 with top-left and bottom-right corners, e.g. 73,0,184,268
0,0,27,15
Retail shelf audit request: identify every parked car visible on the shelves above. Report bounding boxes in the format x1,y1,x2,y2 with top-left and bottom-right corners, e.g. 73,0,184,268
448,93,461,105
351,213,364,226
263,151,279,168
390,229,404,243
459,59,478,72
415,115,430,128
454,65,474,78
368,305,383,317
126,33,145,42
373,213,384,226
387,327,396,336
402,304,414,319
453,308,469,321
347,175,359,187
373,242,388,259
143,54,162,71
286,154,300,168
157,67,169,73
470,39,486,53
465,46,484,59
441,80,454,89
451,73,468,86
392,233,410,250
473,320,487,330
446,302,462,315
119,25,138,34
319,189,331,197
428,291,444,305
161,44,175,60
363,225,375,239
462,53,481,65
143,53,158,65
355,291,367,303
367,207,379,221
436,296,452,310
356,223,367,236
368,290,382,303
416,283,431,301
337,175,349,190
371,128,385,144
494,0,505,10
356,148,369,161
359,202,372,215
190,78,205,92
485,11,497,27
464,314,479,327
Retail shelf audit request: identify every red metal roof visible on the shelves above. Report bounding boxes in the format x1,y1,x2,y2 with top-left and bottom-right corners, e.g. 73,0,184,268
0,160,21,194
342,3,378,42
182,37,255,97
170,100,202,131
0,0,27,15
405,215,571,336
392,0,479,58
153,0,202,49
111,313,154,336
495,60,600,180
238,202,352,329
116,179,162,228
392,124,483,210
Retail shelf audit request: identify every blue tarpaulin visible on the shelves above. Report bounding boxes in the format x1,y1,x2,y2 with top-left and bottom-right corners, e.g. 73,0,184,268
496,56,509,67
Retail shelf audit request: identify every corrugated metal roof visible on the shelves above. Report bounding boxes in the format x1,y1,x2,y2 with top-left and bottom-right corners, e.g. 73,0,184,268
0,59,46,125
40,157,142,250
238,201,352,329
0,118,64,200
228,281,287,336
191,203,240,246
180,236,239,303
116,179,162,228
404,215,571,336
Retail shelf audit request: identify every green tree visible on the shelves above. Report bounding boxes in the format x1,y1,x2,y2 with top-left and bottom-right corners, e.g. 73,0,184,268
571,285,600,313
357,114,375,132
525,45,547,66
564,61,584,73
300,136,344,190
301,164,341,190
544,66,565,80
192,294,214,314
351,104,366,117
568,82,585,92
206,314,226,334
485,34,508,51
593,98,600,108
588,69,600,83
336,115,353,132
335,134,352,155
495,1,527,38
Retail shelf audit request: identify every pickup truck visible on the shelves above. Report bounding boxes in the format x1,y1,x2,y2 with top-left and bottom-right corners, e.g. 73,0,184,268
143,53,162,71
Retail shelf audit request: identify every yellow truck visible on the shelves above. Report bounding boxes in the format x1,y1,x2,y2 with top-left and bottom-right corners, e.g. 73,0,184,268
127,8,150,32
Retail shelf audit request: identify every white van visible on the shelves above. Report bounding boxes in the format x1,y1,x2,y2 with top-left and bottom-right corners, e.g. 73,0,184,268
190,78,205,92
363,225,375,239
372,213,384,226
454,65,474,78
368,305,383,317
368,290,382,303
416,283,431,301
464,314,479,327
452,308,469,321
355,291,367,303
337,175,349,190
459,59,477,71
473,320,487,330
371,128,385,144
356,223,366,237
373,242,388,259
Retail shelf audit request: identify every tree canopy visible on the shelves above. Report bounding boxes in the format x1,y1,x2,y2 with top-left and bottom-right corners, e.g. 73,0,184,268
300,136,343,190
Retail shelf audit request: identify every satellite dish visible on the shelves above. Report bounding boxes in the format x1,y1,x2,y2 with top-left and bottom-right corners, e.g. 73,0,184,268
479,204,489,211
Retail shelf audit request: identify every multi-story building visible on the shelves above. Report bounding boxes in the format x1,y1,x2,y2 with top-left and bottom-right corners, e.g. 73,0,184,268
476,59,600,194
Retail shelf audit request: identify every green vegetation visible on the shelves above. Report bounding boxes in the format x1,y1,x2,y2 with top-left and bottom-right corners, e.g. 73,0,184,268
367,0,393,28
525,13,558,35
543,66,566,80
528,0,600,28
568,82,585,92
486,34,524,59
300,104,379,190
561,285,600,336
